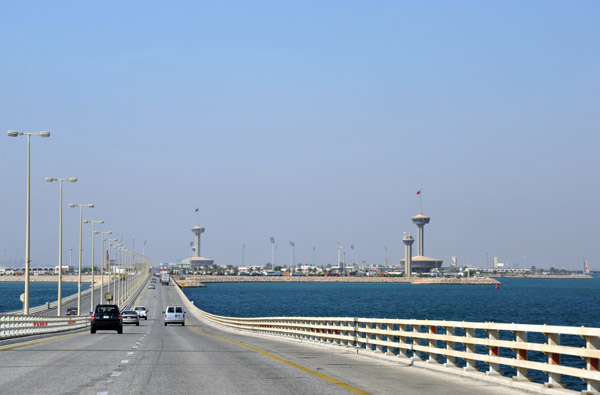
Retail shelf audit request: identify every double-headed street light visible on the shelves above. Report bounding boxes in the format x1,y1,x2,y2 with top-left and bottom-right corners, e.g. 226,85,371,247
46,177,77,316
8,130,50,315
69,203,94,315
83,219,103,312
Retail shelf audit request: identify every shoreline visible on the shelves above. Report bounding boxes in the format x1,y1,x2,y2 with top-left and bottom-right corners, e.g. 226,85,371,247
0,275,100,284
174,275,501,286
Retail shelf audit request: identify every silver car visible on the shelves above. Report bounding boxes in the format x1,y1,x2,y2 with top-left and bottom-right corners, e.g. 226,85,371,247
134,306,148,320
121,310,140,326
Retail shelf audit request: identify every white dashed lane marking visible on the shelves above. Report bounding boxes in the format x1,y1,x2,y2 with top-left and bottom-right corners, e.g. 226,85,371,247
111,371,122,377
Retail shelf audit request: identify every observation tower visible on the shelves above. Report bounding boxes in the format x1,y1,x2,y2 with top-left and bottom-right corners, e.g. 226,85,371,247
400,191,443,273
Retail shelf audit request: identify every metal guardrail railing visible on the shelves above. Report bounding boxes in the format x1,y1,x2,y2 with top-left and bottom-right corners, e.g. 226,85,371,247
174,283,600,394
0,275,151,340
0,315,90,339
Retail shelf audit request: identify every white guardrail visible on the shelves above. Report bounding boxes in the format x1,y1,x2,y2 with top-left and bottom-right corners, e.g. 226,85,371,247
0,274,151,340
0,315,90,339
175,283,600,394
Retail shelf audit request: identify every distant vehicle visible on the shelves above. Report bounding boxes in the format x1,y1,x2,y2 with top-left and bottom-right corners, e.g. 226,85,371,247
66,307,78,316
148,283,155,289
91,304,122,334
161,272,170,285
163,306,185,326
121,310,139,326
134,306,148,320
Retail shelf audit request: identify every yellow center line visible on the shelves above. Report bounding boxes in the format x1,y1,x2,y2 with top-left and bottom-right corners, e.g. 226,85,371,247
169,287,370,393
186,324,372,395
0,332,86,351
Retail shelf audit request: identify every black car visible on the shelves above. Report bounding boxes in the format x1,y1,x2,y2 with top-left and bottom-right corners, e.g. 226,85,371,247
66,307,78,316
91,304,123,334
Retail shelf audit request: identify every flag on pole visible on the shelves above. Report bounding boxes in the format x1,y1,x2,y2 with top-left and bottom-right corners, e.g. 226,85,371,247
195,208,199,212
416,190,421,195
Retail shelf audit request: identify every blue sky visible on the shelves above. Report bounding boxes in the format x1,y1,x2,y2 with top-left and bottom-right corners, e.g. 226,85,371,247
1,1,599,270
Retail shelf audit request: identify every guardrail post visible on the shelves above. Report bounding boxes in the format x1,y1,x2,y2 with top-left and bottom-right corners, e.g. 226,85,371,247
444,326,458,368
586,335,600,393
353,317,359,350
398,323,411,359
413,325,428,362
375,322,384,353
546,332,561,388
464,327,477,371
487,328,501,375
514,330,528,381
427,325,441,364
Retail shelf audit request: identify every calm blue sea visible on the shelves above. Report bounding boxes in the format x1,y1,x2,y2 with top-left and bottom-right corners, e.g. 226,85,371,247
0,282,88,313
183,277,600,327
183,277,600,391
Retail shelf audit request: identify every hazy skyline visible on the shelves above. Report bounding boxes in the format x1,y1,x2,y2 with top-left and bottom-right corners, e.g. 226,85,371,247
1,2,598,270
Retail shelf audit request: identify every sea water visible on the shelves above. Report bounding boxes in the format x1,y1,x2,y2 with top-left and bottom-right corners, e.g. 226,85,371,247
0,282,88,313
183,277,600,391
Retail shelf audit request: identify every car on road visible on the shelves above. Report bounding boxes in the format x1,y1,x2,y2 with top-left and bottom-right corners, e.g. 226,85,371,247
164,306,185,326
134,306,148,320
121,310,140,326
66,307,78,316
148,283,155,289
91,304,122,334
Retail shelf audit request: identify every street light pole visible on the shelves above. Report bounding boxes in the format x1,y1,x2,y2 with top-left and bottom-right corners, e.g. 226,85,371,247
69,203,94,314
99,232,112,304
45,177,77,316
337,242,342,274
270,237,275,270
8,130,50,314
84,220,103,312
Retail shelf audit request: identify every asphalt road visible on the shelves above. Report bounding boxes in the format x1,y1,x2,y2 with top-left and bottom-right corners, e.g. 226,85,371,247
0,280,530,395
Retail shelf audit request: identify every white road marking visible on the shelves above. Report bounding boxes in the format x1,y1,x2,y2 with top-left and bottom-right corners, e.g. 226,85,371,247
121,360,129,364
127,352,134,355
97,392,109,395
111,371,122,377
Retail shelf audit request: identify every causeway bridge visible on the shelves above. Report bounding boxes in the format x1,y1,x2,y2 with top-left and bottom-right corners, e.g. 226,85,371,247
0,275,598,395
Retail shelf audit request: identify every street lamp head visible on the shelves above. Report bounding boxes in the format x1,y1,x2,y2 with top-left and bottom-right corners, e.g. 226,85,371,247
67,178,77,182
83,220,90,224
7,130,19,137
45,177,55,182
94,231,100,234
97,220,104,224
39,131,50,137
87,204,94,208
68,203,76,208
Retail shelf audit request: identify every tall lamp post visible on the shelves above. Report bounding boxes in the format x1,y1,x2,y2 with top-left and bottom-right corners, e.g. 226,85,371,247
270,237,275,270
7,130,50,314
69,203,94,314
83,220,103,312
45,177,77,316
106,238,118,303
99,232,112,303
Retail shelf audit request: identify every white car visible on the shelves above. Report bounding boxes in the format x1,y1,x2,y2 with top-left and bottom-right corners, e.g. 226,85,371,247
164,306,185,326
134,306,148,320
